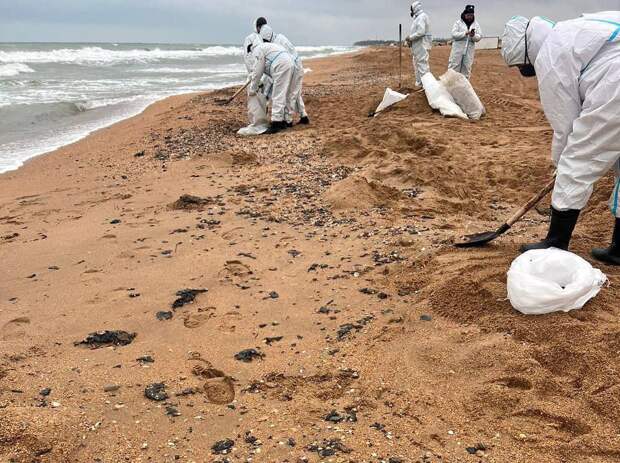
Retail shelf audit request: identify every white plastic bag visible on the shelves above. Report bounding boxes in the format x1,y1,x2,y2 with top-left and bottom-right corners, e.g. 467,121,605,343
421,73,468,120
440,69,486,120
374,88,408,116
507,249,607,315
237,93,270,136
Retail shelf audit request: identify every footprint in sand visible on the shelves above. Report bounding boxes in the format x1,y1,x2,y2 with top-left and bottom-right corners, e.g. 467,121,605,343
219,260,253,283
183,310,215,329
0,317,30,341
188,353,235,404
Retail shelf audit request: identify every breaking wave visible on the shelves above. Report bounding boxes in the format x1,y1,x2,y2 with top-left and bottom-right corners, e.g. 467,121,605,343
0,63,36,77
0,46,244,65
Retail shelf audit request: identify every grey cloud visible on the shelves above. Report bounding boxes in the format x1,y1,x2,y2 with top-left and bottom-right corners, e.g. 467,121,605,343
0,0,618,44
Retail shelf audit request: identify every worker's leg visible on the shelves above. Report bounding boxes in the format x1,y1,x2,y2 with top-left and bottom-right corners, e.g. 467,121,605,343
413,44,429,86
289,64,308,118
448,48,460,73
462,49,474,79
270,65,293,122
593,161,620,265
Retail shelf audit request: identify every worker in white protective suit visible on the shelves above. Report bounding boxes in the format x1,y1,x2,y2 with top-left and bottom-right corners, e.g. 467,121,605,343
502,12,620,266
249,27,295,134
255,19,310,126
406,1,432,87
448,5,482,79
238,33,271,136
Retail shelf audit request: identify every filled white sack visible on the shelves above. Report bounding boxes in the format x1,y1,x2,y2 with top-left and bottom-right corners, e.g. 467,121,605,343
374,88,408,117
237,93,270,136
440,69,486,120
507,248,607,315
421,73,468,120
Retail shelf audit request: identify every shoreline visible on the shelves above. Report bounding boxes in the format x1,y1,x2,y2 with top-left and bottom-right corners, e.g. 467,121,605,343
0,49,359,177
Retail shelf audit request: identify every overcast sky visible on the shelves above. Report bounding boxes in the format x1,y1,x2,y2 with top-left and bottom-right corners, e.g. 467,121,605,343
0,0,618,45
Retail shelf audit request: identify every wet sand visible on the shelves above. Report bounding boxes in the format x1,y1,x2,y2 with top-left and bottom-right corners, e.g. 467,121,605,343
1,47,620,463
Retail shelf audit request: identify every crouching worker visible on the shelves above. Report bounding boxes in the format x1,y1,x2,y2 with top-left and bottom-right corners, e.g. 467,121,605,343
256,20,309,125
238,32,272,136
249,27,294,135
502,12,620,265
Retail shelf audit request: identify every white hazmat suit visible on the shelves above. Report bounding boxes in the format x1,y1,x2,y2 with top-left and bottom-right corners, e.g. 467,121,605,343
449,18,482,79
262,27,308,121
239,33,271,136
503,12,620,218
408,1,432,87
250,41,294,123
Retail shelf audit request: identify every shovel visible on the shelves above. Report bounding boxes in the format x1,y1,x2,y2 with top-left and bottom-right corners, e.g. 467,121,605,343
455,177,556,248
215,80,250,106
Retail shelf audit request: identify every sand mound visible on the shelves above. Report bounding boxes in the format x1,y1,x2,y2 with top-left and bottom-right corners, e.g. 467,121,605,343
323,176,401,210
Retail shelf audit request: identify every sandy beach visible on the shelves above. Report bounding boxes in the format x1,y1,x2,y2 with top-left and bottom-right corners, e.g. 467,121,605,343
1,46,620,463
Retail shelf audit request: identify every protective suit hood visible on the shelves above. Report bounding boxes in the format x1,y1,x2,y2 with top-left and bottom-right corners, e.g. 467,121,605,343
501,16,555,67
260,25,274,42
411,1,423,17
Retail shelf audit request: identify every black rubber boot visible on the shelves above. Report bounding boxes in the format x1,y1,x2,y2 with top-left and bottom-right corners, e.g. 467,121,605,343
520,207,580,253
299,116,310,125
264,121,287,135
592,219,620,266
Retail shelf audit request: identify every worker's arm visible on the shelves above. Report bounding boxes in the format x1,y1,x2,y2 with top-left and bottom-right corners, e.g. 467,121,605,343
408,16,426,41
536,29,584,167
250,49,266,94
472,23,483,42
278,34,298,59
452,21,468,40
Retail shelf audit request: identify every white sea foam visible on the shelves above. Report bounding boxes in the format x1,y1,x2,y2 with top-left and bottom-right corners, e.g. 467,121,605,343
0,63,36,77
0,46,243,65
137,64,245,74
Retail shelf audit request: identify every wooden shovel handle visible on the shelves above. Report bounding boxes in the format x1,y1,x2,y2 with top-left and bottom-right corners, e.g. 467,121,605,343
226,80,250,104
506,177,556,227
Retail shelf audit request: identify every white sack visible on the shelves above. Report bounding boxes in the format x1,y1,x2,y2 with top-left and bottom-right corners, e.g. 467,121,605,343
421,73,468,120
237,93,270,136
507,248,607,315
440,69,486,120
375,88,408,116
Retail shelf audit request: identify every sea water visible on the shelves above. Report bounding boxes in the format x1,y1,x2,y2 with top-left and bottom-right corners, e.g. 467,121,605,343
0,42,354,173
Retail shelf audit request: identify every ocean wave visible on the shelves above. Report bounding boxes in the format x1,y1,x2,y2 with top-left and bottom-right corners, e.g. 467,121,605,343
297,46,354,53
0,63,36,77
136,64,245,74
0,46,243,65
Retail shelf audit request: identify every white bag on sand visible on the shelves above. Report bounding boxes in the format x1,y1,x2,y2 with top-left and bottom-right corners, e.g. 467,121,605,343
507,249,607,316
421,73,468,120
237,93,269,136
374,88,408,116
440,69,486,120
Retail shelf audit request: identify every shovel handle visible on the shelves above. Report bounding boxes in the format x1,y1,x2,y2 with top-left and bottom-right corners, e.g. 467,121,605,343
225,80,250,105
506,177,556,227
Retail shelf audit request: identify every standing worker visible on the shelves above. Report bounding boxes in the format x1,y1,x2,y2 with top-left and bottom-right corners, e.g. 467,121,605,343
249,27,295,135
501,12,620,265
406,1,432,88
255,20,310,125
448,5,482,79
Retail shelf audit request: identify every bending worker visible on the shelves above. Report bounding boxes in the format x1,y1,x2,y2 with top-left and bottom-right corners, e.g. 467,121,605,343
239,32,271,135
448,5,482,79
255,19,310,125
502,12,620,265
406,1,432,87
249,27,295,135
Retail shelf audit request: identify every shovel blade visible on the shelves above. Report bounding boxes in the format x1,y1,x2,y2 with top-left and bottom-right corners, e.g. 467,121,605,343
454,231,499,248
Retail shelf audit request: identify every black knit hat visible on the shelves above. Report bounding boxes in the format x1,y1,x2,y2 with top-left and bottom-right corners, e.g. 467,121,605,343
464,5,475,14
